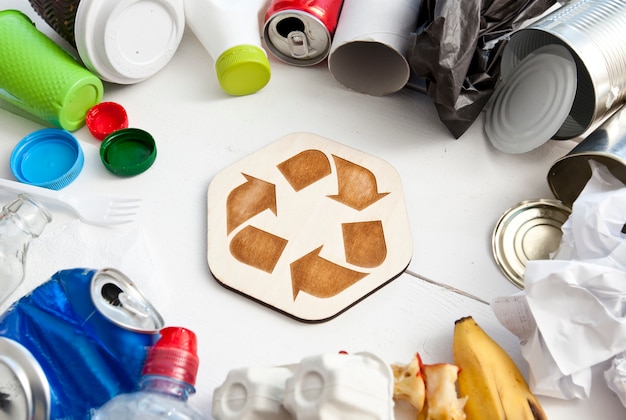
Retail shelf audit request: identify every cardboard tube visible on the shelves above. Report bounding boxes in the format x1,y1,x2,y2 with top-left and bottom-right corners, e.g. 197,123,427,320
328,0,423,96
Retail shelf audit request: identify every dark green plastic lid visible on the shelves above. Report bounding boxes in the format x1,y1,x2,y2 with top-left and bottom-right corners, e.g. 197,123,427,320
100,128,156,176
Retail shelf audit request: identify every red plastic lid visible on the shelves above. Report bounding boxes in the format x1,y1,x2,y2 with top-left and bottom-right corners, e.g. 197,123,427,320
142,327,199,386
86,102,128,140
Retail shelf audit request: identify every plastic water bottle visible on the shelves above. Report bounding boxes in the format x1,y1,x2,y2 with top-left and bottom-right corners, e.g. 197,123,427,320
0,193,51,306
92,327,207,419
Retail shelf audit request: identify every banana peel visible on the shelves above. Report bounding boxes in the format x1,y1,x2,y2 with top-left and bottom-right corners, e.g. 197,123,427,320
453,316,547,420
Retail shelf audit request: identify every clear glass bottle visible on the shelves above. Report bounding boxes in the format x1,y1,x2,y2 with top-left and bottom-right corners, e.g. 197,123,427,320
0,193,52,306
92,327,207,420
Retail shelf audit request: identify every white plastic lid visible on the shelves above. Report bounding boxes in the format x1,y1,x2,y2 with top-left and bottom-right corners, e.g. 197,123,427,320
485,44,578,153
74,0,185,84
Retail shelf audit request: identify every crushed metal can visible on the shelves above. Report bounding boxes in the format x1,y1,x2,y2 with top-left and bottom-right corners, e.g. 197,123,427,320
0,268,164,420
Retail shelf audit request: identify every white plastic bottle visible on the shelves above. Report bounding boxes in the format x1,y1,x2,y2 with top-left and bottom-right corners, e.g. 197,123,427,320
92,327,207,419
74,0,186,84
183,0,272,96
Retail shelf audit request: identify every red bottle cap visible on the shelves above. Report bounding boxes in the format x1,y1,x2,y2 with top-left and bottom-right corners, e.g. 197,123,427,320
142,327,199,386
86,101,129,140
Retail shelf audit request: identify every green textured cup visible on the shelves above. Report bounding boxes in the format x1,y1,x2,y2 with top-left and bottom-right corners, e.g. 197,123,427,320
0,10,103,131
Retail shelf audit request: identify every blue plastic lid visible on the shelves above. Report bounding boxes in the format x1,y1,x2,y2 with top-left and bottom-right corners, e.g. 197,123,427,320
10,128,84,190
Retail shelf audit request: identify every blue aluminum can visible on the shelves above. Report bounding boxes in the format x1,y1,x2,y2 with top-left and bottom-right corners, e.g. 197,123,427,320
0,267,164,420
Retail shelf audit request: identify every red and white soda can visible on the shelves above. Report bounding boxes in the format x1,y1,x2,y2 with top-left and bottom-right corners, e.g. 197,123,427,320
263,0,344,66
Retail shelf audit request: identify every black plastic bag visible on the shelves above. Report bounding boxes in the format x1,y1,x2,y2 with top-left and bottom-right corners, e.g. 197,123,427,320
409,0,557,138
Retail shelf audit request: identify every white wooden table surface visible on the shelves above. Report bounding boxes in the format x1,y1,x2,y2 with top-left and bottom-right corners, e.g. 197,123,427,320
1,1,624,418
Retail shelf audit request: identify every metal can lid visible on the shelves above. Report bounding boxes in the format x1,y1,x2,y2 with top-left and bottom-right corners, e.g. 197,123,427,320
264,11,332,66
0,337,50,420
10,128,84,190
486,44,578,153
90,268,164,332
492,199,572,288
99,128,156,176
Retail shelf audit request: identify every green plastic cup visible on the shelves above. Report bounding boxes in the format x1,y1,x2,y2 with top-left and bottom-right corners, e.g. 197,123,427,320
0,10,103,131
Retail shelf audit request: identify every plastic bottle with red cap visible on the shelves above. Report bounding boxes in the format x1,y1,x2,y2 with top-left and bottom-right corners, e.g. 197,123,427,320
92,326,208,419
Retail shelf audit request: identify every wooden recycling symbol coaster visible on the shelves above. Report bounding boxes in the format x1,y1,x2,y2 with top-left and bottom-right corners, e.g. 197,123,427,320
207,133,413,322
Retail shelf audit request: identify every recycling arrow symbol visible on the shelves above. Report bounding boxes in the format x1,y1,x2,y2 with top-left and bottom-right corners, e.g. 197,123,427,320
207,133,412,322
225,153,388,296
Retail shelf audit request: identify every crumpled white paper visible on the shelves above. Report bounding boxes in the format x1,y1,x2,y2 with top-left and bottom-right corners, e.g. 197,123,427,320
606,351,626,407
492,160,626,402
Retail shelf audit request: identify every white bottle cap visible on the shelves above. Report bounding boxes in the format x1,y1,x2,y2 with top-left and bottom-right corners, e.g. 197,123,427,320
74,0,185,84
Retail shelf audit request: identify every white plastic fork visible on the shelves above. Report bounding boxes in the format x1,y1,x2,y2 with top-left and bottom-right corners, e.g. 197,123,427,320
0,178,141,226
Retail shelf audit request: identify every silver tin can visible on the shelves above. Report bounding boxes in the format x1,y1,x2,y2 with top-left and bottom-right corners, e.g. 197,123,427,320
548,105,626,208
501,0,626,140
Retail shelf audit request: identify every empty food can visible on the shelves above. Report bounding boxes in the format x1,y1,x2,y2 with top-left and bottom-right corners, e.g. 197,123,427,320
498,0,626,141
549,105,626,208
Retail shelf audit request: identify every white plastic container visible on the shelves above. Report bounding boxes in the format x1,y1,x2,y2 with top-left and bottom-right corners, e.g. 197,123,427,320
212,352,394,419
212,366,293,419
74,0,186,84
183,0,272,96
283,352,394,419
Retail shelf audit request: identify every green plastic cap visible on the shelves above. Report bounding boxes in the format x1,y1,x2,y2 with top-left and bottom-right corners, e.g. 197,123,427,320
100,128,156,176
215,45,271,96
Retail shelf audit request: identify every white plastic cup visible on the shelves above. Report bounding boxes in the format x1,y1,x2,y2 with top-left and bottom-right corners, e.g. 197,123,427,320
328,0,423,96
184,0,272,96
73,0,186,84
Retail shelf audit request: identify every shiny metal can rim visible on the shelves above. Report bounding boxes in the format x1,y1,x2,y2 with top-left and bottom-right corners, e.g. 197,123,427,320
263,9,332,66
0,337,50,420
548,152,626,208
90,267,164,333
492,198,572,289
